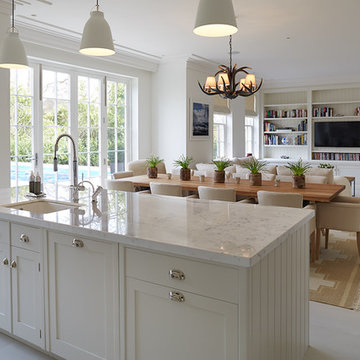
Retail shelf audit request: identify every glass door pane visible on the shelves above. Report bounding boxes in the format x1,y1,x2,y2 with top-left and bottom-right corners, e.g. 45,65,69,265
78,76,101,180
10,68,34,188
107,80,127,177
42,69,71,184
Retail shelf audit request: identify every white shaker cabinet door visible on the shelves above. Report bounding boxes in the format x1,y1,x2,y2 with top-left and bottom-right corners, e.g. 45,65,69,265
48,232,119,360
126,278,238,360
11,246,44,348
0,241,11,333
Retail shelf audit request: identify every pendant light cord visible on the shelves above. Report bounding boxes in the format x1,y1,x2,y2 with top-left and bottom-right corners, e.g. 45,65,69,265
11,0,15,30
229,35,232,69
96,0,99,11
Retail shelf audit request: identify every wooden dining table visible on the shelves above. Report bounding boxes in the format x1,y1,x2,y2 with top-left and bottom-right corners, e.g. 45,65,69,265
121,174,345,202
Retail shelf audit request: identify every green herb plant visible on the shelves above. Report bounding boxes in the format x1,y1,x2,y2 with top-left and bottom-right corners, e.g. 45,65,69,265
286,158,311,176
173,155,193,169
146,155,164,168
212,158,232,172
241,158,266,174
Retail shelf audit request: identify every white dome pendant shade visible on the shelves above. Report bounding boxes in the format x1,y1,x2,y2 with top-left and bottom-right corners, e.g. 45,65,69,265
0,0,28,69
194,0,238,37
80,2,115,57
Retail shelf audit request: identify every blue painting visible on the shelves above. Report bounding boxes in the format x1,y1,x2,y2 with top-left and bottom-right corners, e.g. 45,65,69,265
192,102,209,137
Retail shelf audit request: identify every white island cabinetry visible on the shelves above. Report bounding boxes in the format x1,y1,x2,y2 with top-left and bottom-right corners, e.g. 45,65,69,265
48,231,119,360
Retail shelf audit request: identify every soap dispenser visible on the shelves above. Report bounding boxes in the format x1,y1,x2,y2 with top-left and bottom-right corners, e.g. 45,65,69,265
34,172,41,195
29,171,35,194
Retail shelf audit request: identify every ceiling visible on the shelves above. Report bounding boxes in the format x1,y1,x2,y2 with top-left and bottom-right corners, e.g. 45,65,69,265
13,0,360,83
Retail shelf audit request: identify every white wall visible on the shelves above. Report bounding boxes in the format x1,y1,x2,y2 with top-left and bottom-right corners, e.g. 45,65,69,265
152,59,187,170
0,3,10,188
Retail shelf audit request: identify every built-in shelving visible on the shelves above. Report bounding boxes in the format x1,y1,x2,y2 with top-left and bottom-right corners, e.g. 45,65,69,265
262,86,360,162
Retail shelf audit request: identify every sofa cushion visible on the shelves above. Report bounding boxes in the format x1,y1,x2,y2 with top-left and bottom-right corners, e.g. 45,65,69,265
196,163,216,172
231,156,255,166
262,165,277,175
307,168,334,184
276,166,292,176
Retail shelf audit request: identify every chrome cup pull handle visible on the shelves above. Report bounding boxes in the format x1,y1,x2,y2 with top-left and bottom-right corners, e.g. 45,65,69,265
169,269,185,281
169,291,185,303
72,239,84,248
2,258,8,266
20,234,29,243
11,260,16,268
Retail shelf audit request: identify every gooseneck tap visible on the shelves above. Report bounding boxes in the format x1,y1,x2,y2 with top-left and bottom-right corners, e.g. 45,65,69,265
53,134,79,197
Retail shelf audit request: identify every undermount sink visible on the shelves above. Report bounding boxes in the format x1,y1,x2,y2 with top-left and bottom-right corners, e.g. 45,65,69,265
1,199,81,214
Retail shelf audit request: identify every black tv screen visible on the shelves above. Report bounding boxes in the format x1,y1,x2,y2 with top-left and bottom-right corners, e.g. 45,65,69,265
314,121,360,147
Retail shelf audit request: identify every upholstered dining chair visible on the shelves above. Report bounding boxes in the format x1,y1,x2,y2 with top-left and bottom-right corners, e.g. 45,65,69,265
333,176,352,197
257,191,316,262
197,186,237,202
105,180,134,192
315,196,360,260
257,191,303,208
149,183,183,197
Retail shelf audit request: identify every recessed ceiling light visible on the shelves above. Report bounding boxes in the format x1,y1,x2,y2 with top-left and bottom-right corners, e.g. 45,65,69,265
286,36,291,40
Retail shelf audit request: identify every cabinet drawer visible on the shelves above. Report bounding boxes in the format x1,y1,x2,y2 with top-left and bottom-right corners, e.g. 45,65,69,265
11,224,42,252
126,248,238,303
0,221,9,244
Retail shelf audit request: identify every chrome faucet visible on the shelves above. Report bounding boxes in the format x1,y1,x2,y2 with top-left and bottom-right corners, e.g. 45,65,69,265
53,134,79,199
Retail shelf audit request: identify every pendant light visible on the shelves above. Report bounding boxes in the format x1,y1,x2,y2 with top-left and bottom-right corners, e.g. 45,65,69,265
194,0,238,37
0,0,28,69
80,0,115,57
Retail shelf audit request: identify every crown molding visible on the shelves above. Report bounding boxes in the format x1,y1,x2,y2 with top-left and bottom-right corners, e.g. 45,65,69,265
186,54,218,74
15,18,161,72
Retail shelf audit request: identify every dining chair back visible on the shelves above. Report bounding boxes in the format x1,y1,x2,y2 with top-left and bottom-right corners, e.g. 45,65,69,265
257,191,303,208
105,180,134,192
198,186,236,202
150,183,183,197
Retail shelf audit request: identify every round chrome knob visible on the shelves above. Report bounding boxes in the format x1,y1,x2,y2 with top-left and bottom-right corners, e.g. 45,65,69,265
20,234,29,243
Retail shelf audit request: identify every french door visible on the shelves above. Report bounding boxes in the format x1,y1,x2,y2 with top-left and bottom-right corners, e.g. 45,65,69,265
10,62,131,192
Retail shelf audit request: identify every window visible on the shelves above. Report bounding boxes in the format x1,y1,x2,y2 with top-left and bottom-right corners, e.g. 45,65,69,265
10,64,132,187
107,80,127,177
213,113,227,159
10,68,34,187
42,69,71,184
245,117,254,155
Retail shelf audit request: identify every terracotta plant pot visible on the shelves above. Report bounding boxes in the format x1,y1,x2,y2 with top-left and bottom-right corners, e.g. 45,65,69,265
147,167,158,179
292,175,305,189
180,168,191,181
249,173,262,186
214,170,225,183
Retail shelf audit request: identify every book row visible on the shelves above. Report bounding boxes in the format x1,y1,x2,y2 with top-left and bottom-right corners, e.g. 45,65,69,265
312,107,334,117
312,152,360,161
265,109,307,118
264,134,307,146
264,119,308,132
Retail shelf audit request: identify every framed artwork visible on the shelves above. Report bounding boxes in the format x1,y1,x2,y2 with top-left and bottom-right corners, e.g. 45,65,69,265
190,100,212,140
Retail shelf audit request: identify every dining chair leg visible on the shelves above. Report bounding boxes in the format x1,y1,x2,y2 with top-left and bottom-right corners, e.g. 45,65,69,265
315,228,321,260
357,232,360,257
325,229,329,249
310,231,315,263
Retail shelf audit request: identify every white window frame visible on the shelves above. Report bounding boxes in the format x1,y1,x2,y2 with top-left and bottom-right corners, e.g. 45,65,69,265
245,116,255,156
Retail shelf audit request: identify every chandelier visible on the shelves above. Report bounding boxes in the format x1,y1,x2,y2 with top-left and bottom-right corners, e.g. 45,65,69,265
198,36,262,99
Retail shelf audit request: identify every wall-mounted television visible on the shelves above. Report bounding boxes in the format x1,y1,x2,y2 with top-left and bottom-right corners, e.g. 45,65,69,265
314,121,360,147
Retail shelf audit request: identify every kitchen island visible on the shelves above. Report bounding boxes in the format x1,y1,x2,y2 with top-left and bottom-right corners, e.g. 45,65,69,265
0,186,314,360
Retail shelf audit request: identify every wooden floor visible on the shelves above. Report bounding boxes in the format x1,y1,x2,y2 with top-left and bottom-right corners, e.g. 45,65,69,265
0,302,359,359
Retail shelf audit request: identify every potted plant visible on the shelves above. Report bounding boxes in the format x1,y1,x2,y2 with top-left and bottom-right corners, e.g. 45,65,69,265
286,158,311,189
173,155,193,181
146,155,164,179
241,158,266,186
212,159,231,183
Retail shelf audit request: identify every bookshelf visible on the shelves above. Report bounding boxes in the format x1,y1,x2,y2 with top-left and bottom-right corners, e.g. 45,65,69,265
262,90,310,160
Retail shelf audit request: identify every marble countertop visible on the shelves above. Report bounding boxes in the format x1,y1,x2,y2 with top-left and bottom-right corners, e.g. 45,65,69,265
0,184,314,267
